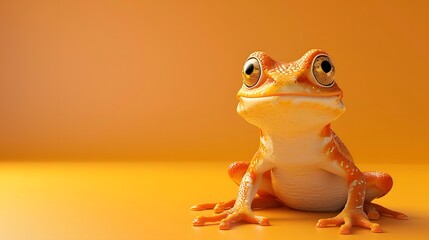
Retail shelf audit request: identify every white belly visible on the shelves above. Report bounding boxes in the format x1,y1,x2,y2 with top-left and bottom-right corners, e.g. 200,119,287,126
271,165,348,212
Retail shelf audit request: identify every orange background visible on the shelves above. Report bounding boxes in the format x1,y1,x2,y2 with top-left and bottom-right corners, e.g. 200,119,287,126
1,0,428,163
1,1,429,239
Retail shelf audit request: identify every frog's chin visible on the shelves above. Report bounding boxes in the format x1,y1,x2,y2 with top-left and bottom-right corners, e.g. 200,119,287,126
237,95,345,137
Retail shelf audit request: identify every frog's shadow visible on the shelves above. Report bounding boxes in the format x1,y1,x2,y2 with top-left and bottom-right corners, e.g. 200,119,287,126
253,205,409,232
194,205,409,232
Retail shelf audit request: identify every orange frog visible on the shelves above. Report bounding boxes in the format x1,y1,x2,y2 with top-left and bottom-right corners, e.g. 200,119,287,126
191,49,407,234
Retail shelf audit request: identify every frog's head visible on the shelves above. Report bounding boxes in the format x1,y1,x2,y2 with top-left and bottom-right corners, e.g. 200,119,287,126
237,49,345,137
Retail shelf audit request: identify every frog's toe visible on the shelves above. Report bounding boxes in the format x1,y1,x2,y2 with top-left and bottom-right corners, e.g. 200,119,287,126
339,221,352,234
367,210,380,220
193,206,270,229
317,216,352,234
214,200,235,213
371,223,384,233
255,216,270,226
191,199,235,213
395,213,409,220
192,216,205,226
317,210,384,235
316,216,343,228
214,203,225,213
219,215,269,229
371,203,409,220
364,203,380,220
190,203,217,211
219,218,232,230
355,218,383,233
192,213,228,226
218,211,270,230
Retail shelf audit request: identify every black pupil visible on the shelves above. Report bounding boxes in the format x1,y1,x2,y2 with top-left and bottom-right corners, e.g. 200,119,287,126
244,63,254,75
321,60,332,73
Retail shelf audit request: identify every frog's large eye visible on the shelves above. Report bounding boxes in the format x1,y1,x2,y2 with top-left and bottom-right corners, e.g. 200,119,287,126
311,54,335,87
242,57,261,88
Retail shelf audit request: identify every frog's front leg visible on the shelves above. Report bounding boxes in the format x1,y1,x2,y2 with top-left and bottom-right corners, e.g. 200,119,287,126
192,171,269,229
193,155,274,229
191,161,281,213
317,160,383,234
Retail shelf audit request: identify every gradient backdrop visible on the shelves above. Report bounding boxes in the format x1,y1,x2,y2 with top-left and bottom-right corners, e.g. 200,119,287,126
1,0,428,163
1,1,429,240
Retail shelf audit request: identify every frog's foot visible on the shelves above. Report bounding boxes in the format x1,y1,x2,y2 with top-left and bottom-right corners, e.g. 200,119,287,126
193,206,270,230
316,209,383,234
191,199,235,213
364,202,408,220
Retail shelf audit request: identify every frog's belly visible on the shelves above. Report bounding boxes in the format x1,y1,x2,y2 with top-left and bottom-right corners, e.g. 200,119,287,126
271,166,348,212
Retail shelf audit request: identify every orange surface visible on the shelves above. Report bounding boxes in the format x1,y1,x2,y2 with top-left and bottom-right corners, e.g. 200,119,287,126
0,161,427,240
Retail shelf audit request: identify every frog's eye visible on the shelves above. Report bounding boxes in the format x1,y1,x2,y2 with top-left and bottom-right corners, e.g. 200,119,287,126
311,55,335,87
242,57,262,88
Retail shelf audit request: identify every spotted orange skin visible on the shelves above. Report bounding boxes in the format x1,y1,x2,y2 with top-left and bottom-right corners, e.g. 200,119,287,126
192,49,408,234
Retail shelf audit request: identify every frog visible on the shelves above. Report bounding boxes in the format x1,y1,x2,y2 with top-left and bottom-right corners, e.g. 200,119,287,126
191,49,408,234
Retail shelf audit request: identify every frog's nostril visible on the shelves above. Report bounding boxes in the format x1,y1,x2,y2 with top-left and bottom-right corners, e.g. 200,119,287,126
321,61,332,73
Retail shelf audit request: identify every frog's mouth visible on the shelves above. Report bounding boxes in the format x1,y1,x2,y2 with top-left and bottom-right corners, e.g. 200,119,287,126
238,91,345,112
238,90,343,100
268,91,343,99
237,86,344,99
